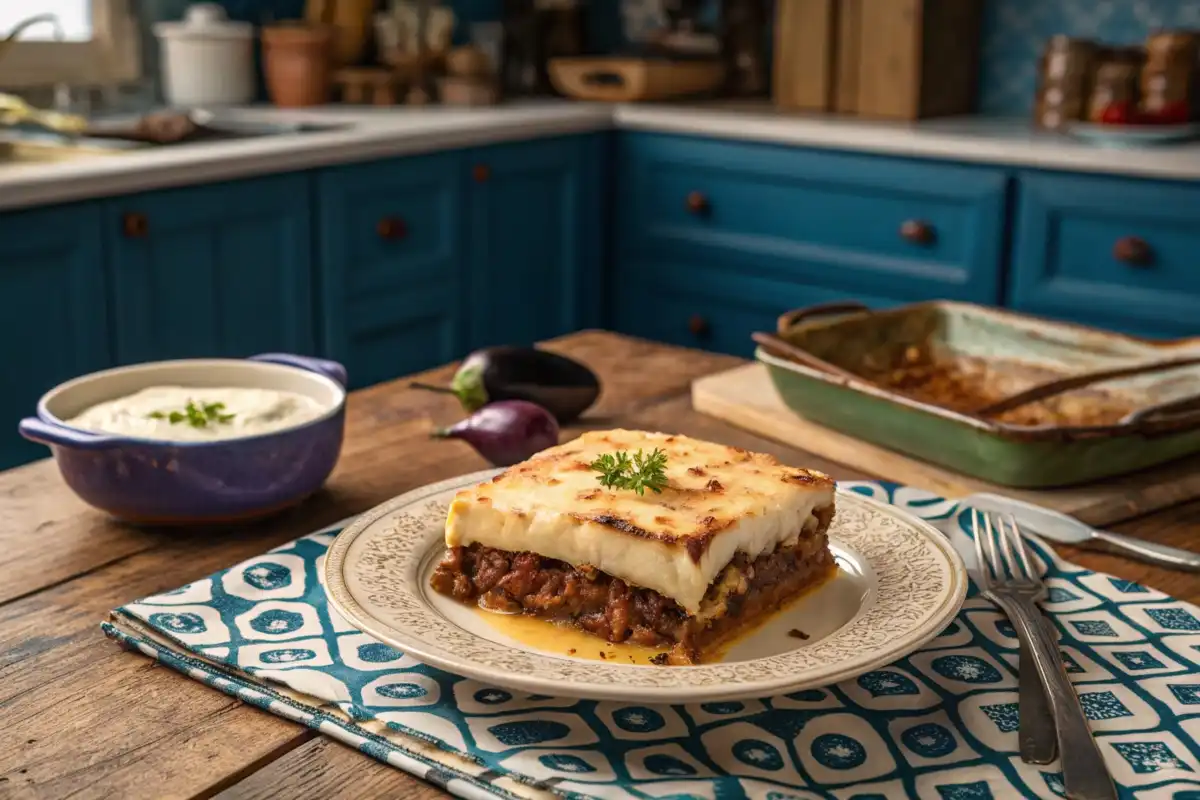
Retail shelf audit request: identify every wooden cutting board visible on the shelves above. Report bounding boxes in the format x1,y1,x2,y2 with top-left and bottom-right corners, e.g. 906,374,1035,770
692,362,1200,527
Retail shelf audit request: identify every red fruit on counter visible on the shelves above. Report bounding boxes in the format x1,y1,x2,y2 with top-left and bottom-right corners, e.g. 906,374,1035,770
1155,101,1191,125
1100,102,1134,125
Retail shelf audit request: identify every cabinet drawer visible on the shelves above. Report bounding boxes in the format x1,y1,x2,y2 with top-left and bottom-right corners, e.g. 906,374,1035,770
318,152,462,297
1010,172,1200,337
611,259,898,357
618,133,1008,303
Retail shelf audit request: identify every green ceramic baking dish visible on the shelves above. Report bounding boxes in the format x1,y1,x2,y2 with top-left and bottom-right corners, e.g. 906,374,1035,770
756,300,1200,488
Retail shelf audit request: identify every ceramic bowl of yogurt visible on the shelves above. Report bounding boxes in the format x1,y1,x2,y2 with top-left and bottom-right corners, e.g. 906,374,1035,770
18,353,347,524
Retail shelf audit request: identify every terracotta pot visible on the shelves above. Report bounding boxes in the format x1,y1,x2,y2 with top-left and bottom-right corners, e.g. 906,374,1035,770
262,23,333,108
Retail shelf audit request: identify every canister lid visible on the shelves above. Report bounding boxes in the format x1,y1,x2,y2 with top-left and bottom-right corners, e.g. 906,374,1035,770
154,3,253,40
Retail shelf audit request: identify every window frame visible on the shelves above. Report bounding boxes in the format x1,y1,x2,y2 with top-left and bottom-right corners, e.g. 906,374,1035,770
1,0,141,89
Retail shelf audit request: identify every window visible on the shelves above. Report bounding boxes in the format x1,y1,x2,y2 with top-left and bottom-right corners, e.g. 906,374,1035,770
0,0,140,89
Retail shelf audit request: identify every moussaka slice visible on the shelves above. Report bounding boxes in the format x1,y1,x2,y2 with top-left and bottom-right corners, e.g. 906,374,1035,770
429,429,837,664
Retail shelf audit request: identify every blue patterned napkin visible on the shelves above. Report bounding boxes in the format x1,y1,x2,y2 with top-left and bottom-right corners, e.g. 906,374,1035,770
102,481,1200,800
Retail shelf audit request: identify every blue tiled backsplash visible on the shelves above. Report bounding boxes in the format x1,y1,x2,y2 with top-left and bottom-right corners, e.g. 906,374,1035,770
145,0,1200,116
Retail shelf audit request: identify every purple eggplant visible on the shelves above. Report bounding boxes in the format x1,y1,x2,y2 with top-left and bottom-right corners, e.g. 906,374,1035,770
432,400,560,467
411,346,600,423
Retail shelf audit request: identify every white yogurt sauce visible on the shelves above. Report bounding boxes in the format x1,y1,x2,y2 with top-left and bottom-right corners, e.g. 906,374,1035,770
65,386,328,442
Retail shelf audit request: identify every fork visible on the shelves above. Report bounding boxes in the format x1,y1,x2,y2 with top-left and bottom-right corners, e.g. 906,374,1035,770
972,511,1117,800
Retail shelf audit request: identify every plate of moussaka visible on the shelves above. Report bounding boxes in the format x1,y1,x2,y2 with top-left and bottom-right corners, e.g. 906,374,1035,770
323,430,967,703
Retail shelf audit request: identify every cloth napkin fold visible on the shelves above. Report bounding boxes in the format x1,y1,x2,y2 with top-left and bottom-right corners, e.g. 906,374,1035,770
103,481,1200,800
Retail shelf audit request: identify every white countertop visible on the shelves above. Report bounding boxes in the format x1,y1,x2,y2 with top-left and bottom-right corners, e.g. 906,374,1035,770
4,99,1200,211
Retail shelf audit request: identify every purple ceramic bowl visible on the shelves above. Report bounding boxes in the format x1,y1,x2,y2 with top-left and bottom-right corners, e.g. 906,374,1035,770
18,353,347,525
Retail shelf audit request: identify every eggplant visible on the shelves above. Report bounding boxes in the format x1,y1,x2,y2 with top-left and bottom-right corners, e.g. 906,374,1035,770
412,346,599,423
432,400,560,467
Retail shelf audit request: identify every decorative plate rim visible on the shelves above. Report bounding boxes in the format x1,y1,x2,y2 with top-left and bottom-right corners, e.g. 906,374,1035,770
324,469,969,702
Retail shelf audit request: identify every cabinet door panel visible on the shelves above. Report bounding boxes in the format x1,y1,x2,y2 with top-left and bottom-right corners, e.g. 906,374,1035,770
467,134,603,349
1009,172,1200,337
612,259,899,357
0,203,112,468
343,285,462,389
105,174,314,364
317,153,465,389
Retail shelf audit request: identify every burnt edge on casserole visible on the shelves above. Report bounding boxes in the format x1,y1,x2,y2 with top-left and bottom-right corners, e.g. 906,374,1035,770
430,503,837,665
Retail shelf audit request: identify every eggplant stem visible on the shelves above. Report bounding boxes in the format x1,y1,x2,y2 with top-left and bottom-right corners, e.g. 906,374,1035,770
410,382,456,396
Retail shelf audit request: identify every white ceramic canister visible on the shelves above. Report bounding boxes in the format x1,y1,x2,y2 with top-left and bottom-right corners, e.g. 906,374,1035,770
154,3,255,108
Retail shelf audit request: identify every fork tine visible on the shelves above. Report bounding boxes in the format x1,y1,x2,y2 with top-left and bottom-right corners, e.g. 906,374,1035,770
980,510,1002,582
971,510,990,589
997,514,1022,581
1006,513,1041,584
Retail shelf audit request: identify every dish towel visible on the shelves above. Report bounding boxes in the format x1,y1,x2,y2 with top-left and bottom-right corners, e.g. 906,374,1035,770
103,481,1200,800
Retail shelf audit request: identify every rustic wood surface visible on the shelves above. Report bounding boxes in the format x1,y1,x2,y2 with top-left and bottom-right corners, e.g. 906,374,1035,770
0,331,1196,800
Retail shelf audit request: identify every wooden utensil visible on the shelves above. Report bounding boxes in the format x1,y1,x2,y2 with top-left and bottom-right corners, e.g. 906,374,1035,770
975,356,1200,417
750,331,867,385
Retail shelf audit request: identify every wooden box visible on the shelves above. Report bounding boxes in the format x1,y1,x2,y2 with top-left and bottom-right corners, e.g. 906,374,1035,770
773,0,984,120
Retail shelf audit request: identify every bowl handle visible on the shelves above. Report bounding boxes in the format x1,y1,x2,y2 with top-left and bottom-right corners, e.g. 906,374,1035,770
249,353,347,387
19,418,123,450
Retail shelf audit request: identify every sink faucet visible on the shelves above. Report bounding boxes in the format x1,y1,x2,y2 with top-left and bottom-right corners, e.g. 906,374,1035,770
0,13,89,133
0,13,66,63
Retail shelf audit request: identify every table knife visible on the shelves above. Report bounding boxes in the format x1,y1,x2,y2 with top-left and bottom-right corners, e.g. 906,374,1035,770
962,493,1200,572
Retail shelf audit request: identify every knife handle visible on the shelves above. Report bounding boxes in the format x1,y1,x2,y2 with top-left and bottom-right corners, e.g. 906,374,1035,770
1093,529,1200,572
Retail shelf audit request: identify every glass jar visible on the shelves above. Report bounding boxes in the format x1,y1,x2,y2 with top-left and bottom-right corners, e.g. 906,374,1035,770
1086,47,1144,122
1033,36,1097,129
1141,31,1197,119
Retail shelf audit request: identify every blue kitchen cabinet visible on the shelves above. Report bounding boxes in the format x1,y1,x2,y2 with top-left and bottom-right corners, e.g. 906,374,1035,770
0,202,112,469
616,133,1009,303
1010,171,1200,339
465,133,605,350
104,173,316,365
610,132,1010,356
317,152,466,390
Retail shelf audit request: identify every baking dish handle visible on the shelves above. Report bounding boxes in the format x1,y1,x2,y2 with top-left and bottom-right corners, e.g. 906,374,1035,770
1123,393,1200,436
776,301,871,336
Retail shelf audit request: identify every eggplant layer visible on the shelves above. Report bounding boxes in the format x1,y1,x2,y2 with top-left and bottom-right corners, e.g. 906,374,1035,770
430,506,835,664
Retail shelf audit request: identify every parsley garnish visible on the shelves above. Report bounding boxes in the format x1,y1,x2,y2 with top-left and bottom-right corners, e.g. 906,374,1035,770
148,400,235,428
589,448,669,496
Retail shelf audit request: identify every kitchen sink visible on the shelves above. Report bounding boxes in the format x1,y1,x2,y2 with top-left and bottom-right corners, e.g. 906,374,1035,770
0,113,354,164
0,138,129,165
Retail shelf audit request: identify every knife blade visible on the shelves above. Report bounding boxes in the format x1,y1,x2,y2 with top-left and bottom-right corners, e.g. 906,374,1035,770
961,492,1200,572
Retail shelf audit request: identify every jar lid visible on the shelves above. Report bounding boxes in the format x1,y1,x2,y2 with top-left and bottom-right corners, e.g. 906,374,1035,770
154,3,253,40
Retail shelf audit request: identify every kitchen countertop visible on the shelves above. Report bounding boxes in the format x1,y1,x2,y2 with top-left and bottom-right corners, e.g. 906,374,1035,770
3,330,1199,800
3,99,1200,210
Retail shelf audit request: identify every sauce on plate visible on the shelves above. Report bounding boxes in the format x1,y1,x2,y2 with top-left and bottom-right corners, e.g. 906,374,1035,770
470,564,838,665
65,386,327,442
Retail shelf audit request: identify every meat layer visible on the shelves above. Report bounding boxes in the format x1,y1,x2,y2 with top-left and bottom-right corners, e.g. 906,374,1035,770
431,504,835,664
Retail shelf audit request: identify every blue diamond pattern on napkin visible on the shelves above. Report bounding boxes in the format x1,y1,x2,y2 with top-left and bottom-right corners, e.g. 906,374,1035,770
103,481,1200,799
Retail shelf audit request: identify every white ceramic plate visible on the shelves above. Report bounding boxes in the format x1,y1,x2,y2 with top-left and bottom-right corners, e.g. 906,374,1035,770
323,469,968,703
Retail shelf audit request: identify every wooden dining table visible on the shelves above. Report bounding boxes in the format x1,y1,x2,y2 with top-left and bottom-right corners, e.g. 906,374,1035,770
2,330,1198,800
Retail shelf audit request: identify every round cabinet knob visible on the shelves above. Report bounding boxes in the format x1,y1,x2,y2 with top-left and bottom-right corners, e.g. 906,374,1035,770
121,212,149,238
376,217,407,240
1114,236,1154,267
900,219,935,246
473,164,490,183
688,314,710,338
686,191,710,215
